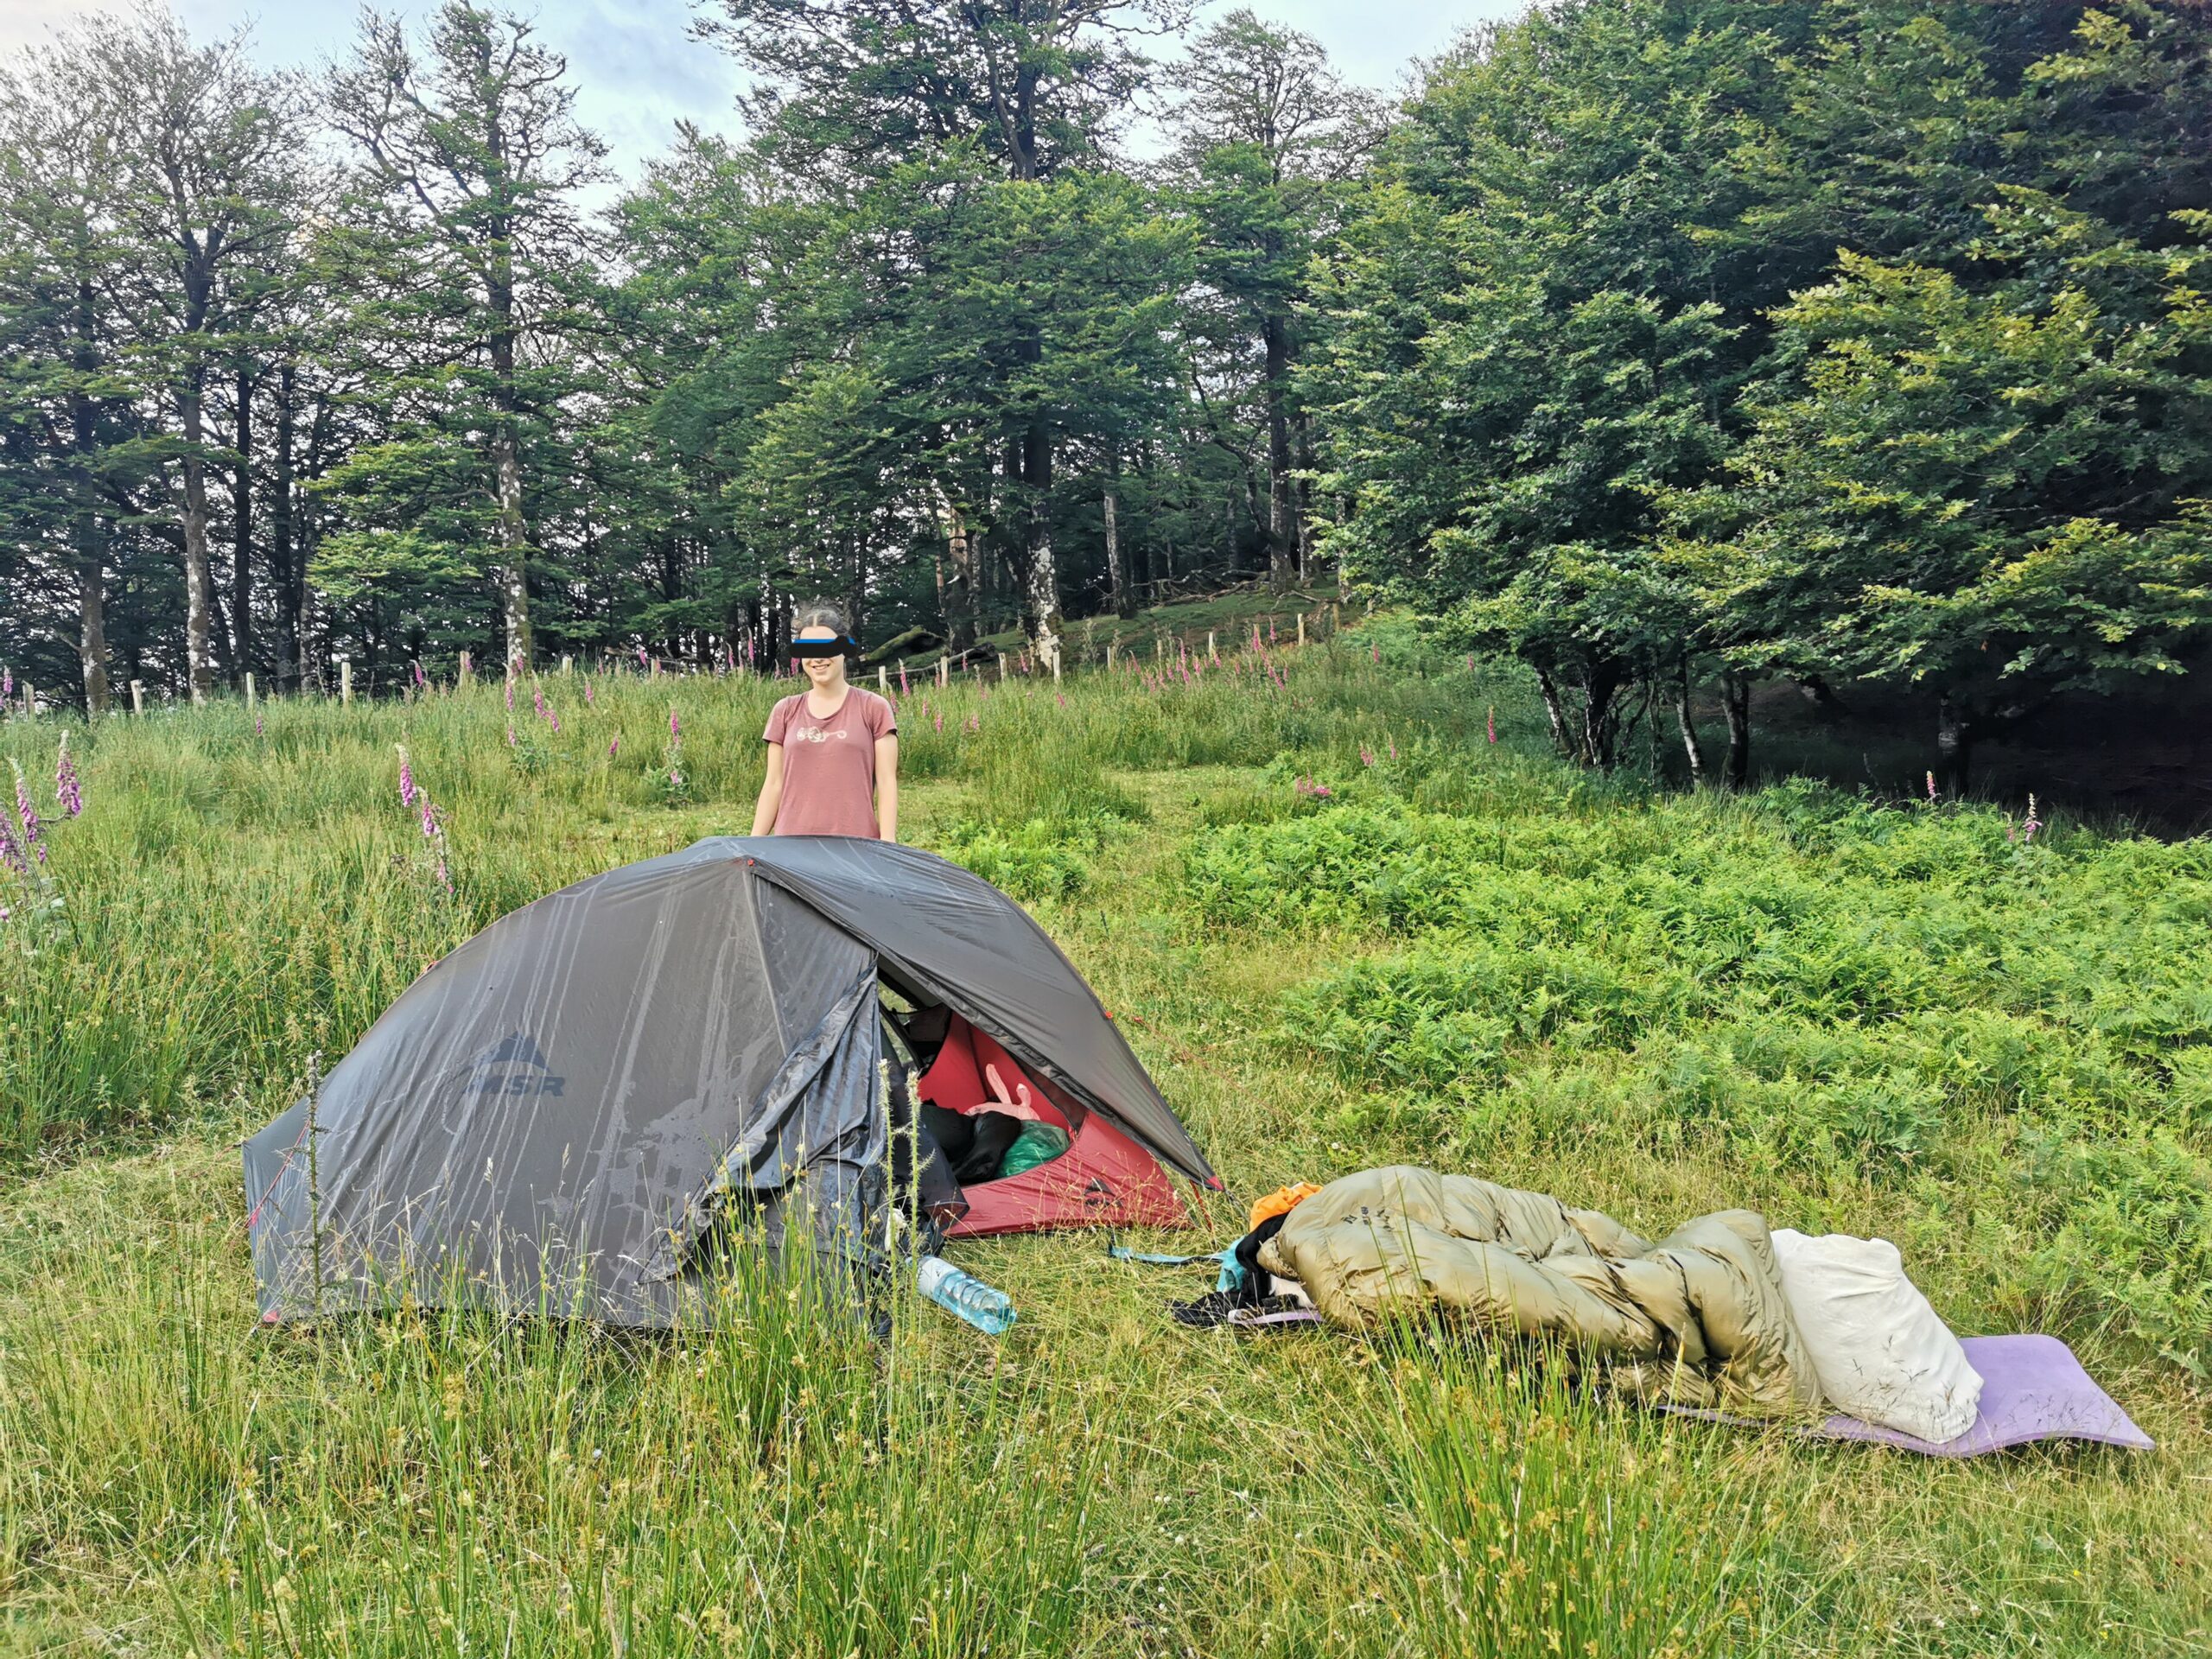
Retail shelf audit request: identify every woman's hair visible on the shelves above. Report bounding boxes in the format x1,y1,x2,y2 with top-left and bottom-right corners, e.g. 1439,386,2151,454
791,601,851,642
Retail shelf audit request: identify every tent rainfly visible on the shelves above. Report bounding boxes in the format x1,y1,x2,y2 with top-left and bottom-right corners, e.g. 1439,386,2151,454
243,836,1218,1325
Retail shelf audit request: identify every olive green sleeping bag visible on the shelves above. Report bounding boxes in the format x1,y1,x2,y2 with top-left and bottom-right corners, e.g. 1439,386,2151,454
1255,1166,1823,1416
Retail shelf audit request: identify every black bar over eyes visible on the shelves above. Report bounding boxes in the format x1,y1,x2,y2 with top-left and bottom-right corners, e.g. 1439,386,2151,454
791,637,852,658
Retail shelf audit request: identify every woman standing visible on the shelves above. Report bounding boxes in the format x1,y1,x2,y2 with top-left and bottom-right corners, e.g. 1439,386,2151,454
751,603,899,841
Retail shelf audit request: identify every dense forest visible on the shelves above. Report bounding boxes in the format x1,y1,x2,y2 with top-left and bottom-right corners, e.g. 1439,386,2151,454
3,0,2209,784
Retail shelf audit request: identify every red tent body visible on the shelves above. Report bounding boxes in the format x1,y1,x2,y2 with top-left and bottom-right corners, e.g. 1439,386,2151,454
915,1014,1189,1236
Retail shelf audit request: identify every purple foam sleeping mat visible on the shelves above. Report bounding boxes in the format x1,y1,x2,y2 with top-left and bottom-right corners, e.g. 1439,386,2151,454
1225,1319,2153,1459
1814,1334,2153,1458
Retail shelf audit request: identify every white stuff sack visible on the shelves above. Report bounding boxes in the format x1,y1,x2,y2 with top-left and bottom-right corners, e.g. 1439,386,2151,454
1770,1229,1984,1442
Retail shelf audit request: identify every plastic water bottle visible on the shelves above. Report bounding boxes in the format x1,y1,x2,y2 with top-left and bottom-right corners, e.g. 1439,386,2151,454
916,1255,1016,1336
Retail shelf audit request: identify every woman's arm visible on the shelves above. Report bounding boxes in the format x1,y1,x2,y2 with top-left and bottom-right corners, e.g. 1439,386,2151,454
874,734,899,842
752,743,786,836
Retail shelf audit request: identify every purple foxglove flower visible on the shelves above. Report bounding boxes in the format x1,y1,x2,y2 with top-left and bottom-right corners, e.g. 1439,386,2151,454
14,759,44,862
505,677,515,711
1359,745,1375,767
608,737,619,759
397,745,416,809
55,734,81,817
584,680,594,706
669,706,681,741
899,664,910,697
506,725,517,747
1487,706,1497,745
1926,771,1937,802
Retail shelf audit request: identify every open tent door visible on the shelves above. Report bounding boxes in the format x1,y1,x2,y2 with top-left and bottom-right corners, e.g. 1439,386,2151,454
735,836,1220,1193
911,1012,1186,1236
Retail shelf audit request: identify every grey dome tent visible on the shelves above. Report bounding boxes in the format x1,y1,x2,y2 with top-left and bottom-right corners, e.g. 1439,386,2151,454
243,836,1219,1325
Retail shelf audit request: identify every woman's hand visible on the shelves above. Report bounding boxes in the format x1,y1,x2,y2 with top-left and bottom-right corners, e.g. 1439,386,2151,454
752,742,785,836
874,733,899,842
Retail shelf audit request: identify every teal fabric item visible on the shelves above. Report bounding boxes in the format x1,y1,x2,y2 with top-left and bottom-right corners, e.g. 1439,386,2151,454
998,1122,1071,1179
1107,1241,1244,1293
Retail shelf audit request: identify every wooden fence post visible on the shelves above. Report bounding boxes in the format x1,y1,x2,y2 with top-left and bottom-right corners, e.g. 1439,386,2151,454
1106,643,1116,671
561,654,573,674
22,682,32,716
1297,614,1306,647
938,657,949,689
340,661,353,705
130,680,144,715
878,665,888,692
651,658,660,679
1207,631,1216,659
245,672,256,711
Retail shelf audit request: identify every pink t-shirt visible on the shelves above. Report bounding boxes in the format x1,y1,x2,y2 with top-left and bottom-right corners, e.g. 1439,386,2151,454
763,688,898,837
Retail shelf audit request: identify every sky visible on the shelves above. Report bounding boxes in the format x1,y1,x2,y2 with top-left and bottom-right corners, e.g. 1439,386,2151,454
0,0,1525,196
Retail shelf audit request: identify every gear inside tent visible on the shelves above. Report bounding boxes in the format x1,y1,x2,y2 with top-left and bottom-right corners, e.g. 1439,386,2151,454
242,836,1218,1326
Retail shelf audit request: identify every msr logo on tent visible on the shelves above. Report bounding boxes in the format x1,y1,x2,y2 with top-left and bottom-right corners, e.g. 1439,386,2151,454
463,1033,567,1098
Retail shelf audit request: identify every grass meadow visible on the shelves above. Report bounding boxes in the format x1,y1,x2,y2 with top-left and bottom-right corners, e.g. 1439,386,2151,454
1,596,2208,1656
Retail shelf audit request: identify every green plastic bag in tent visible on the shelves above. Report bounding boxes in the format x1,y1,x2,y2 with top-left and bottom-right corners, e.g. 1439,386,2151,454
1001,1122,1071,1179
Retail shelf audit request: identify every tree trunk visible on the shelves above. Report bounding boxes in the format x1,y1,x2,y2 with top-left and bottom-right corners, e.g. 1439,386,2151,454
76,518,111,715
1103,469,1131,620
1294,415,1319,585
271,363,298,693
231,363,253,678
1674,663,1707,786
1535,669,1570,757
486,96,532,672
846,528,866,645
179,378,217,703
1580,663,1624,770
1021,420,1060,671
943,497,976,650
493,429,530,671
768,588,790,667
1722,671,1752,790
69,279,110,714
1262,312,1294,596
1935,691,1971,795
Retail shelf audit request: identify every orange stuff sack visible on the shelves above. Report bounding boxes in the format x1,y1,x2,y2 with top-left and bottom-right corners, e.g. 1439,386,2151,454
1249,1182,1324,1231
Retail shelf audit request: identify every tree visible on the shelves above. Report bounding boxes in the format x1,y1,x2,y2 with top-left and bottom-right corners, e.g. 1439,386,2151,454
1685,220,2212,788
37,10,302,704
702,0,1191,667
0,45,132,711
327,2,607,672
1166,10,1380,594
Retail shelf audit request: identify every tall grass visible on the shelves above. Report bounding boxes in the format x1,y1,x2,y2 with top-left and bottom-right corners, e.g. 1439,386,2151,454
0,636,1522,1154
1,620,2208,1657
